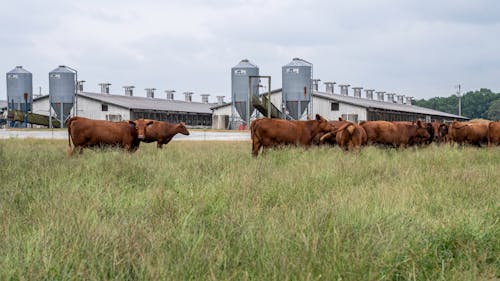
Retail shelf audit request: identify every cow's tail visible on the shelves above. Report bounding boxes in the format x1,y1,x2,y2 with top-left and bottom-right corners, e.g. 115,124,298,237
320,122,354,142
250,119,262,156
66,117,75,156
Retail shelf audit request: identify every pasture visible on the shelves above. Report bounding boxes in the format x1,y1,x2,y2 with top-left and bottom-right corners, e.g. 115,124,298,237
0,139,498,280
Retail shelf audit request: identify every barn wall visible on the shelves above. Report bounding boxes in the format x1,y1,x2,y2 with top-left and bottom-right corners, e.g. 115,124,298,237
32,97,51,116
212,104,232,116
76,97,130,121
312,96,367,121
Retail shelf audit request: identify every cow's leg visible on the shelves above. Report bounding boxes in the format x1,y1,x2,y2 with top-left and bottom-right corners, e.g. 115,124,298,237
157,141,163,149
252,138,261,157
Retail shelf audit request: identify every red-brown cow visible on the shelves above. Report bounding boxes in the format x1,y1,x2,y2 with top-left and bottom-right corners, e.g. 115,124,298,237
488,121,500,146
392,121,431,146
438,123,450,143
320,121,367,151
67,117,151,155
315,118,350,145
140,119,190,148
426,121,443,144
360,120,430,148
251,114,332,156
449,120,489,147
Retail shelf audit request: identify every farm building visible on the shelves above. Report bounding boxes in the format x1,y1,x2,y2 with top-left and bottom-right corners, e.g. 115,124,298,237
32,88,215,127
211,87,468,129
213,58,468,129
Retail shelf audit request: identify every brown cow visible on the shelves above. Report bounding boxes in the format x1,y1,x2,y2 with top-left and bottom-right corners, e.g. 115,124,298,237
315,117,350,145
438,123,450,143
426,121,443,144
320,121,367,151
449,120,489,147
360,120,430,148
488,121,500,146
140,119,190,148
391,121,430,146
67,117,151,155
251,114,332,156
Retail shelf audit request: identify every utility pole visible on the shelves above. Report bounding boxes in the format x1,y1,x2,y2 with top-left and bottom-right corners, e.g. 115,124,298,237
456,84,462,116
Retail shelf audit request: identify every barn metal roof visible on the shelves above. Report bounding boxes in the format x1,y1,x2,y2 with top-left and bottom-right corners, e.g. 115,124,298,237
313,91,467,119
34,92,214,114
211,88,468,119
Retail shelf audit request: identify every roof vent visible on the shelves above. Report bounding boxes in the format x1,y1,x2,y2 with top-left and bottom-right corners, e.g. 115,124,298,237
77,80,85,93
324,82,336,94
123,86,134,96
201,94,210,104
165,90,175,100
386,93,396,103
312,79,321,92
364,89,374,100
405,96,413,105
396,94,404,104
339,84,350,96
217,96,225,105
352,87,363,98
145,88,156,98
183,91,193,102
99,83,111,94
376,91,385,101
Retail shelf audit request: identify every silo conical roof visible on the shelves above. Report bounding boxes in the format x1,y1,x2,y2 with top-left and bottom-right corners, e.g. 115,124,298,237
283,58,313,67
50,65,75,73
8,66,31,74
233,59,258,68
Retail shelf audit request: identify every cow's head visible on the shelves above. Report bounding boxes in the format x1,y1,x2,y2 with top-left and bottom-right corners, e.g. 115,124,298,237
415,120,430,143
315,114,331,132
129,119,154,140
177,122,190,135
438,123,449,142
425,122,435,144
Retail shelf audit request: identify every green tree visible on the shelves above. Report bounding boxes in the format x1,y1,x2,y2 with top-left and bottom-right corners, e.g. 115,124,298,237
414,88,500,119
486,99,500,121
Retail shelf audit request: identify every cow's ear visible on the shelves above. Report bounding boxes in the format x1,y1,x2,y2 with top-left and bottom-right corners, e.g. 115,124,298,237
416,120,422,127
338,117,344,121
128,120,136,126
180,122,186,126
147,120,154,126
315,114,324,121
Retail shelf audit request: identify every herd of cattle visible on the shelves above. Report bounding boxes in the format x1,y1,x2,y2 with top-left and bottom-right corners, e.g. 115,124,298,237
65,115,500,156
250,114,500,156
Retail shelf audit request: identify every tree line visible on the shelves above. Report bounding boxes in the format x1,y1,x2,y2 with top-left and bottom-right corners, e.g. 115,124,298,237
414,88,500,120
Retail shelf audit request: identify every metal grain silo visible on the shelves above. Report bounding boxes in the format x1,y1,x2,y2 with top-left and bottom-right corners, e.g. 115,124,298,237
49,65,76,123
231,59,259,123
6,66,33,111
282,58,312,120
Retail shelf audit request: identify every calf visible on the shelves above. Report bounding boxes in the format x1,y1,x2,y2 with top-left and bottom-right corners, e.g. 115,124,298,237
67,117,151,155
140,119,190,148
251,114,331,156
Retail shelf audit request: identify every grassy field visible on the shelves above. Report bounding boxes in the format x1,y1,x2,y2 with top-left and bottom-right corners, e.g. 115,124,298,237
0,140,498,280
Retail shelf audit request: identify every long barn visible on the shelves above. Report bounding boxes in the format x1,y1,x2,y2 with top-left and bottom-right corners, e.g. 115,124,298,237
211,88,467,129
32,91,214,127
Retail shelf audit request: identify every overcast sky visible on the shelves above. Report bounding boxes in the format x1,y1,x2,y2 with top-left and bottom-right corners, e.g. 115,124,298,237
2,0,499,102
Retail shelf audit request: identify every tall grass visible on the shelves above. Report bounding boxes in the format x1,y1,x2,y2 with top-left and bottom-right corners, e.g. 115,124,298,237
0,140,498,280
